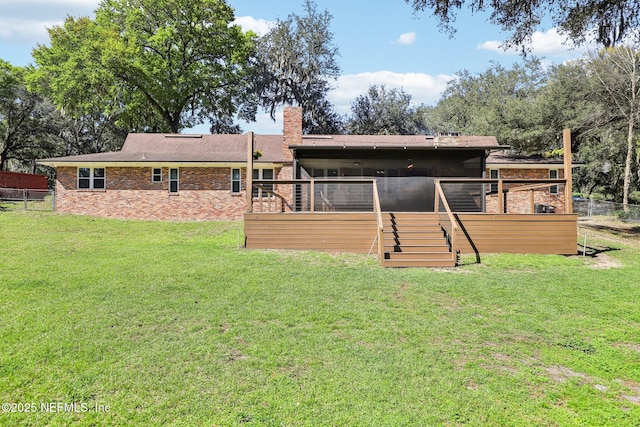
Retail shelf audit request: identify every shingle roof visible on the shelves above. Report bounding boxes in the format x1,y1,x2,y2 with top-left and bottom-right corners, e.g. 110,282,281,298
295,134,502,149
39,133,286,165
487,150,565,165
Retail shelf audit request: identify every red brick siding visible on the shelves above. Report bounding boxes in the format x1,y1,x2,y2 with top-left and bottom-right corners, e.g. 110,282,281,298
54,166,282,221
282,107,301,162
485,168,566,214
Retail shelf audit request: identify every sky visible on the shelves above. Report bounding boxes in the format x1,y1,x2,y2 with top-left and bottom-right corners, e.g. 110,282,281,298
0,0,590,134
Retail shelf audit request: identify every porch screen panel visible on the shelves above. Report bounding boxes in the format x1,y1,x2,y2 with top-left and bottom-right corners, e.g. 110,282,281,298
377,177,435,212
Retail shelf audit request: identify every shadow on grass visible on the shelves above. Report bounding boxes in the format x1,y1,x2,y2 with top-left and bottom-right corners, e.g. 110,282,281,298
580,221,640,237
577,244,619,258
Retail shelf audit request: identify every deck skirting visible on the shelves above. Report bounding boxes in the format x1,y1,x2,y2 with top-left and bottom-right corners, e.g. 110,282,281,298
244,212,579,265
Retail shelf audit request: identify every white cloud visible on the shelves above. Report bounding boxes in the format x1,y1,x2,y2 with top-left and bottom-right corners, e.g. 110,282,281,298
477,27,591,57
216,71,454,134
0,18,62,44
330,71,452,113
233,16,275,37
0,0,98,44
395,32,416,45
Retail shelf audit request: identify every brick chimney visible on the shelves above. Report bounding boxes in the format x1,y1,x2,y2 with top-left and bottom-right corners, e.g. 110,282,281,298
283,106,302,146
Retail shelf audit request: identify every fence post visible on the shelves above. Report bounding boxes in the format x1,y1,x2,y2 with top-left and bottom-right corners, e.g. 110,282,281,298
52,190,56,212
23,189,28,210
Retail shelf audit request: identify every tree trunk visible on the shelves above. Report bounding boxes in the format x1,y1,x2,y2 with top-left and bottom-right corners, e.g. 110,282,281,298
623,115,635,212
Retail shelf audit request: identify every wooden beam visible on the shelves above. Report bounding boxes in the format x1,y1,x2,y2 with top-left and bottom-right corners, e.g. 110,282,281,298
246,132,254,212
563,128,573,214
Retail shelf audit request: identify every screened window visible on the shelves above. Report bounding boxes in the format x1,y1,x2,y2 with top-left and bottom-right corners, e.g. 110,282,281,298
549,170,558,194
152,168,162,182
231,168,241,193
169,168,179,193
78,167,105,189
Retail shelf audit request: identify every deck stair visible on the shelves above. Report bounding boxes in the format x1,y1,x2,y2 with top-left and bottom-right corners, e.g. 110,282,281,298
381,212,457,268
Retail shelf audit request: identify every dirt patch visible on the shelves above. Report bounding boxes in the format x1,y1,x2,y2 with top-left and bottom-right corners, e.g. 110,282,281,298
586,253,623,269
547,365,589,382
618,380,640,405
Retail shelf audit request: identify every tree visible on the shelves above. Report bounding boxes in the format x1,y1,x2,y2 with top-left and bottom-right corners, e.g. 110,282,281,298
346,85,423,135
0,60,51,171
403,0,640,50
586,46,640,210
31,0,256,133
253,0,343,134
423,59,550,152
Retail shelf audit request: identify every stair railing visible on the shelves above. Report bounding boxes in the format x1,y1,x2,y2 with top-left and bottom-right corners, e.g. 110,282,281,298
434,180,458,263
372,179,384,263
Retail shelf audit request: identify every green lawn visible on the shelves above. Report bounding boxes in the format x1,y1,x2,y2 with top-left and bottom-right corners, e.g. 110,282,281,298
1,212,639,426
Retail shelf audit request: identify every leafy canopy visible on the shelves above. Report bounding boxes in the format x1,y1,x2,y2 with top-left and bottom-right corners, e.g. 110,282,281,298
404,0,640,50
31,0,256,133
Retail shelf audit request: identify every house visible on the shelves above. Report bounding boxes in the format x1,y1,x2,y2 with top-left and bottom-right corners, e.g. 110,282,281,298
244,108,578,266
485,150,579,214
38,133,291,221
39,107,578,267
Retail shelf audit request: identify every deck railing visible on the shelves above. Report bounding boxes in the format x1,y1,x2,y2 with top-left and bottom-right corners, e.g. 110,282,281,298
372,180,384,259
249,179,378,213
250,177,569,215
437,178,569,214
434,180,459,263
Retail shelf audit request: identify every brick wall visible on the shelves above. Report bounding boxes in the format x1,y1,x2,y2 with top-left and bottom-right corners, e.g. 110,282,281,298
55,166,282,221
485,168,566,214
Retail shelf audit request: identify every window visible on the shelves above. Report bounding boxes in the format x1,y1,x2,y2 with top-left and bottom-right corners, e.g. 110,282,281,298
152,168,162,182
231,168,241,193
490,169,499,193
169,168,179,193
78,167,105,189
549,170,558,194
252,168,274,198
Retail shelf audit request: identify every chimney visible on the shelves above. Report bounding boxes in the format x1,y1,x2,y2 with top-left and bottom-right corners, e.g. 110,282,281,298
282,106,302,163
283,107,302,147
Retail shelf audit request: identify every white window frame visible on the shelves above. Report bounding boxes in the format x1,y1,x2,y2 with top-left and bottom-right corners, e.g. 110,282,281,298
252,168,274,199
152,168,162,183
169,168,179,193
78,167,106,190
549,169,558,194
231,168,242,193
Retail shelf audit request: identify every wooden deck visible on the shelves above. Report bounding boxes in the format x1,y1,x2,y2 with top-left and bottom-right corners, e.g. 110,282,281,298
244,212,578,267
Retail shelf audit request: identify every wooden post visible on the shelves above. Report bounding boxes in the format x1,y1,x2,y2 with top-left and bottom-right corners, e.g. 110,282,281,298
498,179,504,213
434,180,440,214
310,179,315,212
246,132,254,212
563,128,573,214
529,189,535,213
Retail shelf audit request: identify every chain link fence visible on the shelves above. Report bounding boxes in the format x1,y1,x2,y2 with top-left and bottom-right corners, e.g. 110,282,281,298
0,188,55,212
573,198,640,220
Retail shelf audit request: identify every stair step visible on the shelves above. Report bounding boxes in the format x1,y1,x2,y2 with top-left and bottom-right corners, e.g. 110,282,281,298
383,258,457,268
385,251,453,261
384,246,451,253
380,212,456,268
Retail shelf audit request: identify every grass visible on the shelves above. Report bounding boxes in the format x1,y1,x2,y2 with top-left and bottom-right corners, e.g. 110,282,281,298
0,211,639,426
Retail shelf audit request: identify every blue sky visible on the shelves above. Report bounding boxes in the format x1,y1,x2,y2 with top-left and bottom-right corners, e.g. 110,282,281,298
0,0,589,133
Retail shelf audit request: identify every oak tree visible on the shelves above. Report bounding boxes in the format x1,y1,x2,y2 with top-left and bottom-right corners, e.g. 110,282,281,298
31,0,256,133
